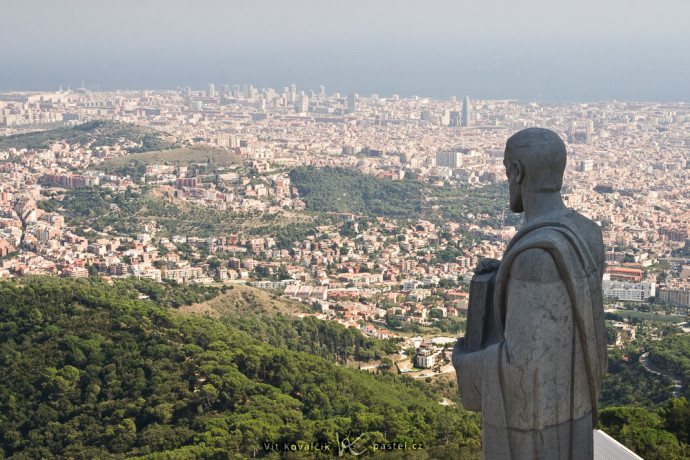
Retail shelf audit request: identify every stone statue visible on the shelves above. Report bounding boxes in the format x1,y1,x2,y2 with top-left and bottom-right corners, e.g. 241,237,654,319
452,128,607,459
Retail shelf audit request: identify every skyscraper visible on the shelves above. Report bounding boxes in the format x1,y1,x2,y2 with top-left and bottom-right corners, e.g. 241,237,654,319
347,93,357,113
579,160,594,172
568,122,577,143
586,120,594,144
436,151,463,169
462,96,471,127
295,95,308,113
206,83,215,98
449,111,461,126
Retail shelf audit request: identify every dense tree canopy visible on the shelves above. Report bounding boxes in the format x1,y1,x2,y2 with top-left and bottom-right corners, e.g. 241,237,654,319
225,315,400,364
598,405,685,460
602,346,674,409
3,276,690,458
289,166,522,227
648,335,690,392
0,277,482,458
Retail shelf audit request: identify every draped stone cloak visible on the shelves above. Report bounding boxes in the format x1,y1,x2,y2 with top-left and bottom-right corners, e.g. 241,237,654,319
453,216,607,459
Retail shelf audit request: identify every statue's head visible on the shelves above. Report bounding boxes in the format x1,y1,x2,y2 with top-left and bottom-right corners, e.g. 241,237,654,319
504,128,567,213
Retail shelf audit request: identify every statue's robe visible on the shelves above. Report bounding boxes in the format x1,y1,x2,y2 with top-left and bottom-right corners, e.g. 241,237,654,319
453,213,607,459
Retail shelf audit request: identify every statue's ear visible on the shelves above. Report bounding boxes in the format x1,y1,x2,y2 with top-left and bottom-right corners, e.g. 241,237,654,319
513,160,524,185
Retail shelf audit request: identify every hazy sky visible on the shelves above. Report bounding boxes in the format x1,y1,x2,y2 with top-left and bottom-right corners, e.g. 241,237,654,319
2,0,689,101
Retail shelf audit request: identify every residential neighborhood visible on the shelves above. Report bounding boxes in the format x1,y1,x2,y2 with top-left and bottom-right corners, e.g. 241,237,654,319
1,86,689,361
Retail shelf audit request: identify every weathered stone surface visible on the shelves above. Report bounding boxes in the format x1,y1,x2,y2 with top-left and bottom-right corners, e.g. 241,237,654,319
463,266,499,353
452,128,607,459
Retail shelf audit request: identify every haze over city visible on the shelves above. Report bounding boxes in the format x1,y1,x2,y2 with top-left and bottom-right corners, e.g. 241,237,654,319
2,0,690,102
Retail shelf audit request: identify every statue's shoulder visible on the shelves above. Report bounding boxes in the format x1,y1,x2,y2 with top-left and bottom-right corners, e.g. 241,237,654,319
569,211,603,240
506,221,578,283
506,212,603,283
510,246,561,282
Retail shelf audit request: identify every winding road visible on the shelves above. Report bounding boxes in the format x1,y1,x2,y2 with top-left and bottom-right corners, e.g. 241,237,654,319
639,351,682,399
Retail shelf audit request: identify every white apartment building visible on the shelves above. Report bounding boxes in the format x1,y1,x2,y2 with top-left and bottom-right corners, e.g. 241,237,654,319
416,345,442,369
603,280,656,302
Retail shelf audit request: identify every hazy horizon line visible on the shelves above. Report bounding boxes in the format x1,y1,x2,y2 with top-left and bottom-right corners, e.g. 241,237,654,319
2,84,688,106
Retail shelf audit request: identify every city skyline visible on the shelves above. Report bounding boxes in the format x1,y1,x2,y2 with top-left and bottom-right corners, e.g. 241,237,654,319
2,0,690,102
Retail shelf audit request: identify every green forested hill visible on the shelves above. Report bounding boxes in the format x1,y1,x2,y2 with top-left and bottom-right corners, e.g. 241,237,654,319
289,166,522,227
0,120,175,153
289,166,427,219
0,277,482,459
41,186,327,244
223,314,400,364
3,276,685,459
